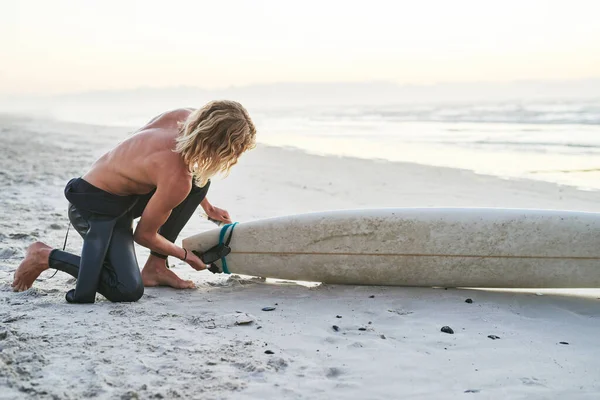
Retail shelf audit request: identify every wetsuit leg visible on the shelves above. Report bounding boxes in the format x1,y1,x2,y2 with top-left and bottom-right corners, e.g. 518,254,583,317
49,210,143,302
49,179,209,302
101,212,144,302
64,215,116,303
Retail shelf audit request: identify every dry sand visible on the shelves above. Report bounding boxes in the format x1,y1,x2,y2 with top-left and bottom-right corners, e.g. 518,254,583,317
1,115,600,399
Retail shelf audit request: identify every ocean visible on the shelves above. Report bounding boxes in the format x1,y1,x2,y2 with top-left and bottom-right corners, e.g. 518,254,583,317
34,98,600,191
253,100,600,191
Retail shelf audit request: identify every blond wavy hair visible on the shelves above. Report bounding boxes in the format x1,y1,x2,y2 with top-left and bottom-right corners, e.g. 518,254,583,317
175,100,256,185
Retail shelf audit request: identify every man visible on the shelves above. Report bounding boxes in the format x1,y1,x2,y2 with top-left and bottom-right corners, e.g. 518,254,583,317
11,100,256,303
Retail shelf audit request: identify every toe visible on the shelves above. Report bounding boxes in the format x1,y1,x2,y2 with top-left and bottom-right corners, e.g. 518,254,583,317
182,280,195,289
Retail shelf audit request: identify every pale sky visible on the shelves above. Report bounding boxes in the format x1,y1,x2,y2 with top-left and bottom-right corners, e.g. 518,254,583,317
1,0,599,95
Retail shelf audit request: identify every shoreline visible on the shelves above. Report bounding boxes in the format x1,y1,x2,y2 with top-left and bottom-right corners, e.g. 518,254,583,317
5,111,600,193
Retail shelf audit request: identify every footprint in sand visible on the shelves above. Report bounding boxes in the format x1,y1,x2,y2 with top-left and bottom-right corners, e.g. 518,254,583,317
520,377,546,387
326,367,343,378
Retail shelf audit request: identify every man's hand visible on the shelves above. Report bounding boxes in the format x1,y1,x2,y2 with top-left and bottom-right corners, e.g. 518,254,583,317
205,205,232,225
184,249,207,271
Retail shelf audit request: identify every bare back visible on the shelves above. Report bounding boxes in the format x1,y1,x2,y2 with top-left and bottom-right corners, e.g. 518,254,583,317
83,109,194,196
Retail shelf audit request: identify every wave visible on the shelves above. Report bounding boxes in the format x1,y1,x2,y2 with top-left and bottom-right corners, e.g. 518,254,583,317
306,101,600,125
467,141,600,150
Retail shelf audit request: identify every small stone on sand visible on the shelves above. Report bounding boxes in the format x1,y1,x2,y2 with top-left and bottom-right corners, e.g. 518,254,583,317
441,326,454,334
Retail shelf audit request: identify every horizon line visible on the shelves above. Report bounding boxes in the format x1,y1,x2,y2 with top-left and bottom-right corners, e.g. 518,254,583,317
3,76,600,98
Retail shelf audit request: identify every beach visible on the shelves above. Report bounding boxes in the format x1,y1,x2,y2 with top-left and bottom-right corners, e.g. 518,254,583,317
1,115,600,399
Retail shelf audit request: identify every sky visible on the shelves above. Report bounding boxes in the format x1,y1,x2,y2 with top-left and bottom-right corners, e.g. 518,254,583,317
1,0,600,95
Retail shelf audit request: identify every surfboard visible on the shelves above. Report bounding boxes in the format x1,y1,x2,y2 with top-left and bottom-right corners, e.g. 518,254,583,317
182,208,600,288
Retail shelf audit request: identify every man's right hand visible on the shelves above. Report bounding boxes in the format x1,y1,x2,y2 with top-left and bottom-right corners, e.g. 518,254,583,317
185,249,207,271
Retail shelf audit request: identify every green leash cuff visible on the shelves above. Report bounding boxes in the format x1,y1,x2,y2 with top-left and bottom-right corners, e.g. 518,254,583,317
218,222,238,274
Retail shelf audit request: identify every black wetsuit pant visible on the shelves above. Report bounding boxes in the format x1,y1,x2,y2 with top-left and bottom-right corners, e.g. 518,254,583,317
48,178,209,303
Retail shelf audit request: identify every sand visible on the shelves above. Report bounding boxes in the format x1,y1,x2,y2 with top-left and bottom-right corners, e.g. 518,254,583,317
1,114,600,399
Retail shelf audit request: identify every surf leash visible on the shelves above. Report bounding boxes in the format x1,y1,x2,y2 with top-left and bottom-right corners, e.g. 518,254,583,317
37,223,70,281
194,222,238,274
218,222,238,274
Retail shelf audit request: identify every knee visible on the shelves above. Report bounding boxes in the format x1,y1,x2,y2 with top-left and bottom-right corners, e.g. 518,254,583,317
129,282,145,302
124,281,144,302
111,279,144,302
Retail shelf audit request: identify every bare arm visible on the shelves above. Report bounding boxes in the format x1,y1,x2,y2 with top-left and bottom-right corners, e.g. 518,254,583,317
133,179,191,260
201,196,232,224
201,197,212,212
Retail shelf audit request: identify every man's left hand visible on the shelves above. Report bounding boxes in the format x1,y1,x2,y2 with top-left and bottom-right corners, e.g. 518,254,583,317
205,205,232,224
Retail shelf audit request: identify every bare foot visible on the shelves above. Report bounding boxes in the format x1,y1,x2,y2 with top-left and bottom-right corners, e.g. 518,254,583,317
12,242,52,292
142,256,195,289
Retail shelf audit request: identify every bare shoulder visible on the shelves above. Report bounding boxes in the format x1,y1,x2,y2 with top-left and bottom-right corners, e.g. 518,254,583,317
165,108,195,122
143,108,195,130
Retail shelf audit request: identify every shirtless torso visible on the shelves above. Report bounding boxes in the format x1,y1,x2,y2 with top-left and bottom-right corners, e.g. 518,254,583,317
83,109,212,271
84,109,193,197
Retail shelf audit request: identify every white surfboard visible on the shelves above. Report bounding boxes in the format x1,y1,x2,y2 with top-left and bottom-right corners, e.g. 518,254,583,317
182,208,600,288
